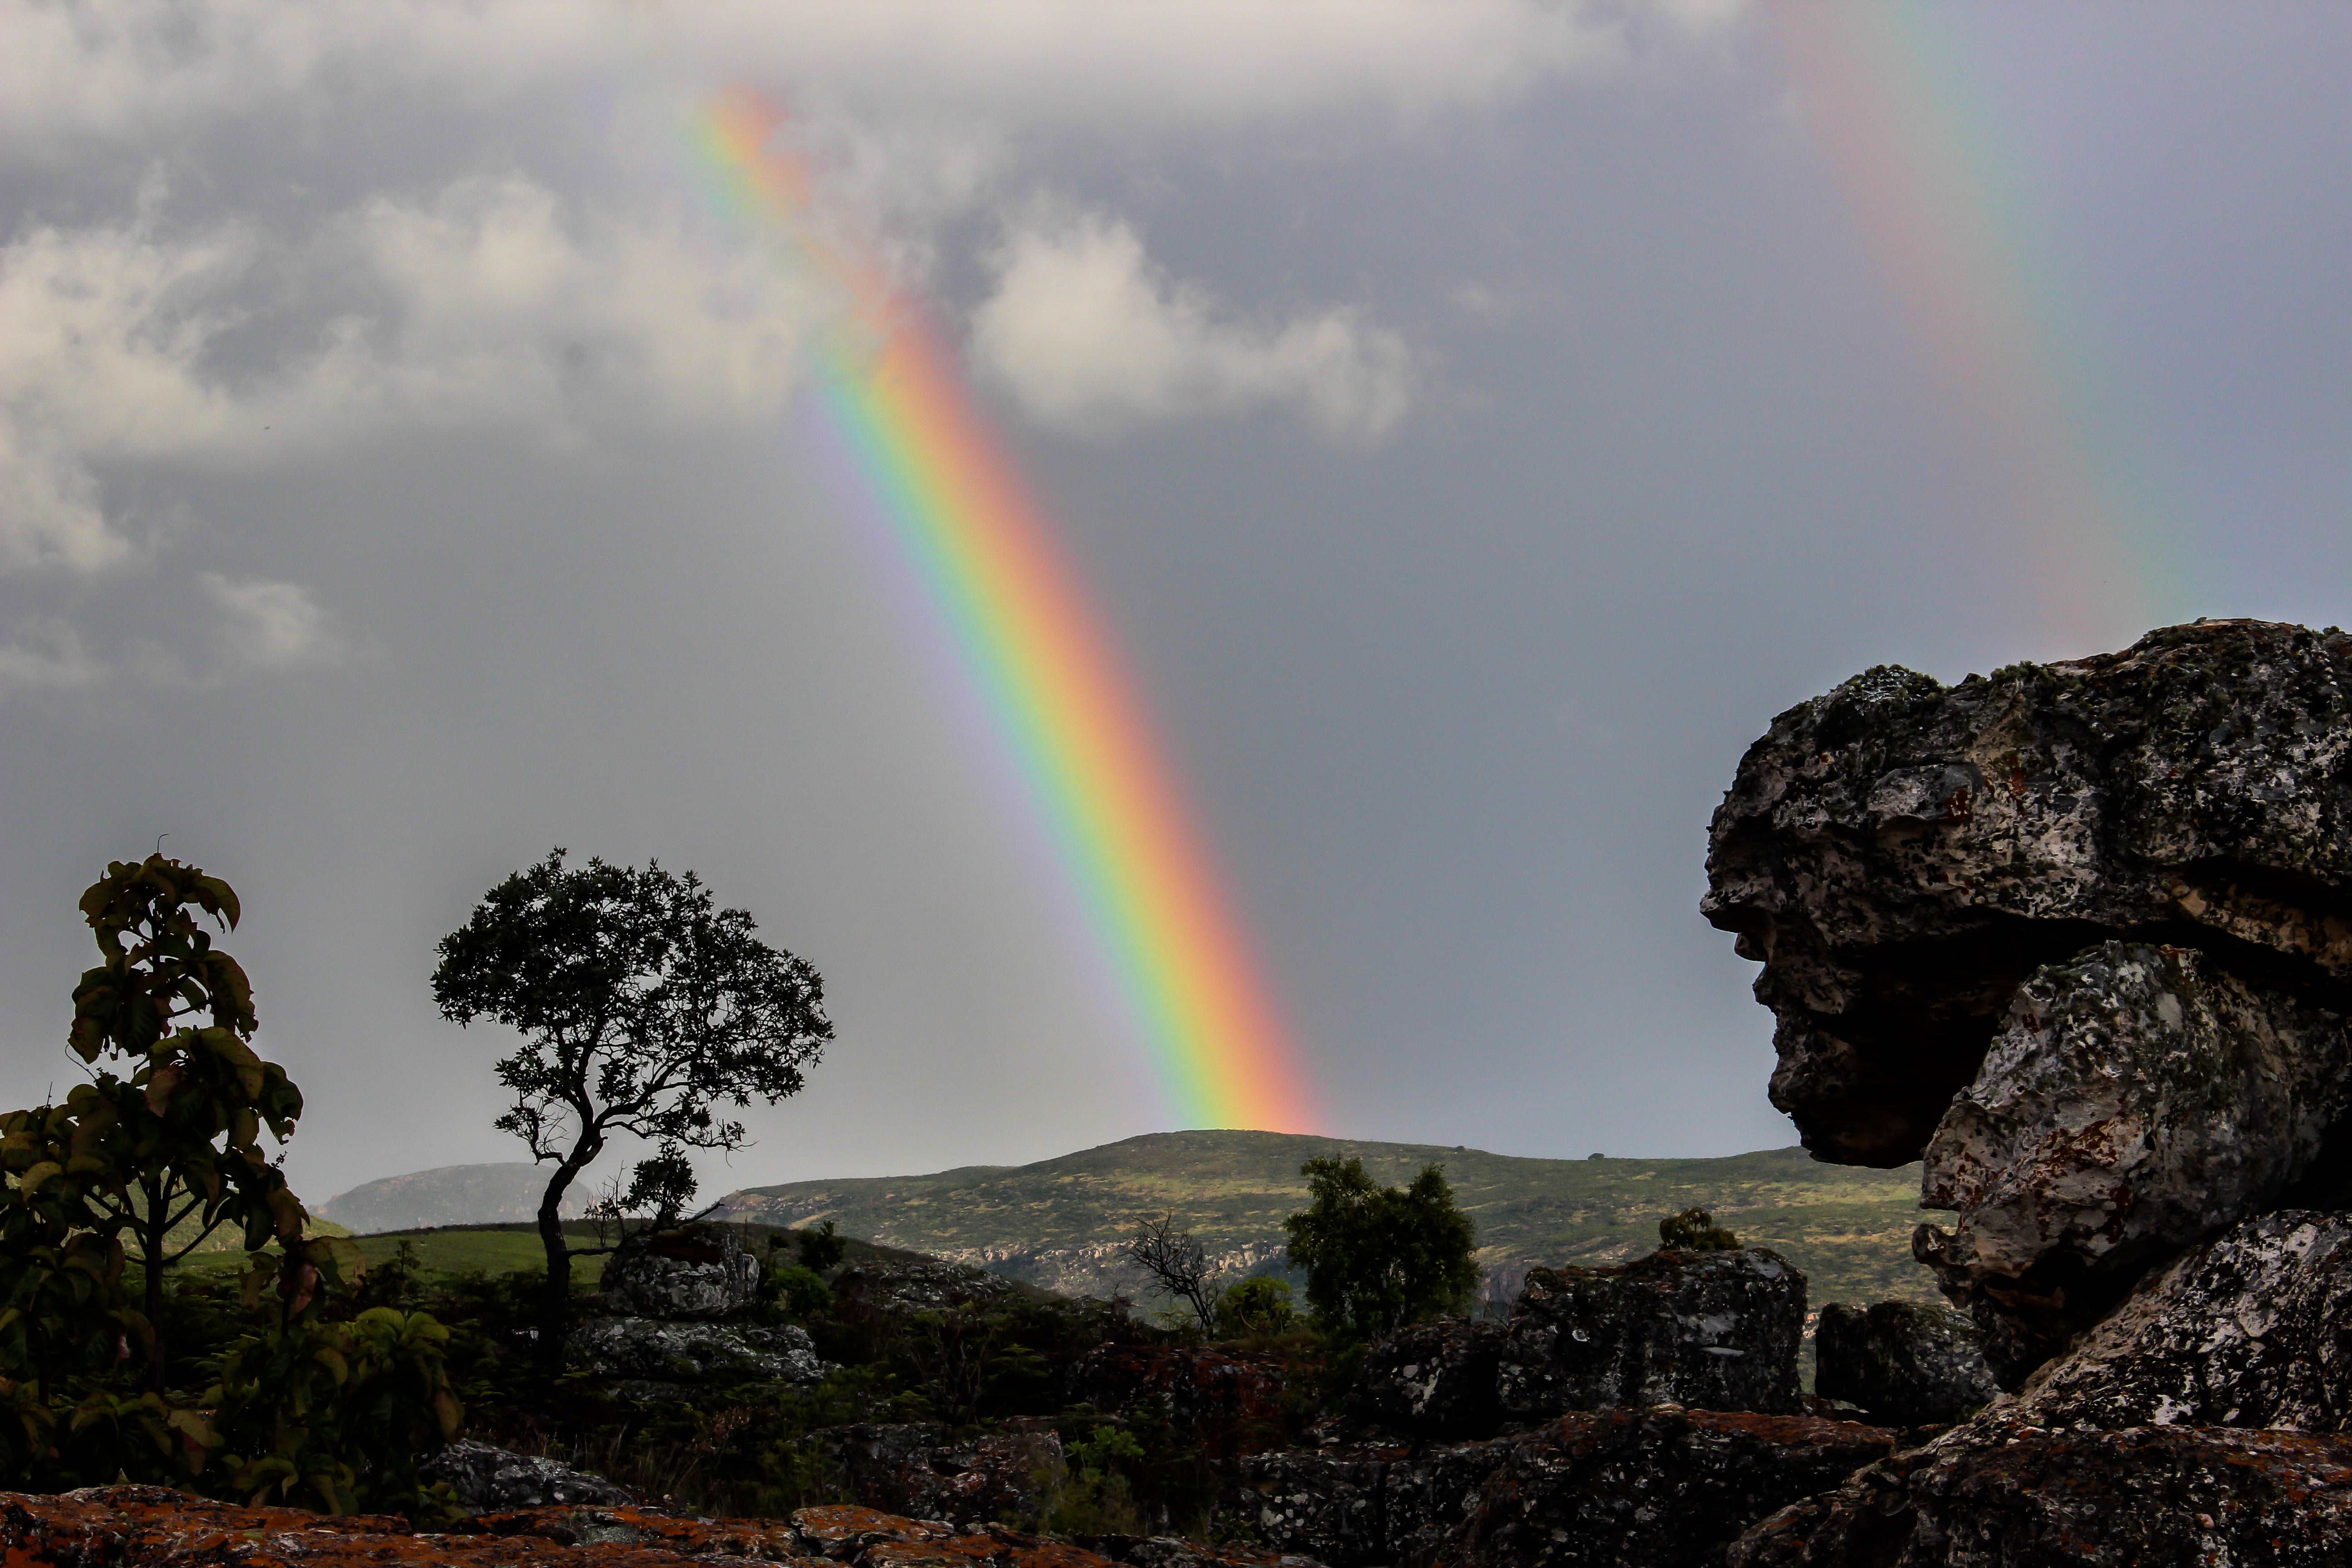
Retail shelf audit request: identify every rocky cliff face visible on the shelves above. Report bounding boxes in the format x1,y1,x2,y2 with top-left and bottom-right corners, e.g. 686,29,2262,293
1704,619,2352,1367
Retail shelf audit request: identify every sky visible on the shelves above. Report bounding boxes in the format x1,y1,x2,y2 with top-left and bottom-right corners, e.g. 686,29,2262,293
4,1,2352,1208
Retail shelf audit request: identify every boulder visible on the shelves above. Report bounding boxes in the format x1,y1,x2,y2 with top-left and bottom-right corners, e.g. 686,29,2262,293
1349,1319,1506,1439
2012,1209,2352,1432
600,1225,762,1320
814,1423,1065,1530
1431,1410,1896,1568
1912,941,2350,1370
832,1260,1034,1318
1498,1249,1806,1418
1728,1419,2352,1568
1087,1535,1329,1568
1813,1301,1999,1429
1065,1345,1289,1458
1702,621,2352,1367
567,1315,827,1386
420,1438,635,1510
1702,620,2352,1166
1232,1411,1893,1568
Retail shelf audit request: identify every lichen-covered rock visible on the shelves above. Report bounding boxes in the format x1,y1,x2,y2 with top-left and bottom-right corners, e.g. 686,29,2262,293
2012,1209,2352,1432
1813,1302,1999,1429
0,1486,1121,1568
833,1261,1034,1318
1232,1449,1395,1567
1380,1436,1514,1566
1086,1534,1329,1568
1349,1319,1507,1438
1911,941,2350,1364
420,1439,636,1510
817,1423,1066,1529
1498,1249,1806,1417
1728,1419,2352,1568
1702,620,2352,1169
600,1225,762,1320
567,1314,827,1385
1065,1345,1289,1458
1431,1410,1896,1568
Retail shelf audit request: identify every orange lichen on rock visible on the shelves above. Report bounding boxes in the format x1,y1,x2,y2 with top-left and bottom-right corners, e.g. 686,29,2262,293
0,1486,1125,1568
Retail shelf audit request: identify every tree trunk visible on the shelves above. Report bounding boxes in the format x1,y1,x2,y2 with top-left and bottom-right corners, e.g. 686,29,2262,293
536,1135,601,1371
142,1175,168,1393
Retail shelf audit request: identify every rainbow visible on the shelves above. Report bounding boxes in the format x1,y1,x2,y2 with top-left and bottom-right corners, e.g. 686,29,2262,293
1773,3,2187,648
699,89,1315,1132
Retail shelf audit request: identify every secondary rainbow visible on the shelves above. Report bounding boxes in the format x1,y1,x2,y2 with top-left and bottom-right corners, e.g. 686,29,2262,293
1774,3,2187,648
699,88,1314,1132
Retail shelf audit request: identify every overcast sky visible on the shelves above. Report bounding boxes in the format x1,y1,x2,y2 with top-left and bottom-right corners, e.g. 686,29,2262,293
5,1,2351,1207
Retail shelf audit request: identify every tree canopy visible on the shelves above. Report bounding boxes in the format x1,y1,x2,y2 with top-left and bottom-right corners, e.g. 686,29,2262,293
1282,1156,1479,1337
431,849,832,1352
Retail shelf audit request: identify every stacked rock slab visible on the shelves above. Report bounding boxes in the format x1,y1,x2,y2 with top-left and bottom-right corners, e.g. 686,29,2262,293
568,1223,826,1395
1702,620,2352,1372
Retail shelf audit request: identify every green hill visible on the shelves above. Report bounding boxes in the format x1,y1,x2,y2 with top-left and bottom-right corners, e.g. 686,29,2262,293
719,1131,1941,1313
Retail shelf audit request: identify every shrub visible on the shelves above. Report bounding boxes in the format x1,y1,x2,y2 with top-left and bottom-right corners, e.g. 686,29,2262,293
1212,1277,1297,1339
1658,1207,1740,1251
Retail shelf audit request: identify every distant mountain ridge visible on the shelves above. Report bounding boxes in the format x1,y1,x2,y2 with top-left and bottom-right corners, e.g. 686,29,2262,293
315,1162,588,1232
715,1130,1941,1310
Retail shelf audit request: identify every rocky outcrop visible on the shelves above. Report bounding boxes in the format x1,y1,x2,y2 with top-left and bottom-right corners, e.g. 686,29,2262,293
2011,1209,2352,1432
1703,621,2352,1365
815,1424,1066,1531
1728,1419,2352,1568
567,1315,827,1390
420,1439,636,1510
600,1225,763,1320
833,1261,1035,1318
1499,1250,1805,1419
0,1488,1131,1568
1812,1302,1998,1429
1233,1410,1894,1568
1065,1346,1289,1458
1350,1320,1506,1439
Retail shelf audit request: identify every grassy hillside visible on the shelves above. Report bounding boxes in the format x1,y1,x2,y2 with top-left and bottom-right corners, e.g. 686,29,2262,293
720,1131,1941,1310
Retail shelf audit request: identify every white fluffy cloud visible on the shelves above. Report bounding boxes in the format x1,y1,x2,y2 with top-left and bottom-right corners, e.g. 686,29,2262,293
972,212,1413,442
0,1,1735,147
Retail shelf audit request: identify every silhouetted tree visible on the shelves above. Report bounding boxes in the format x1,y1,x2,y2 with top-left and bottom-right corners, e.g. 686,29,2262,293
431,850,832,1359
1127,1211,1216,1333
1658,1207,1740,1251
1283,1156,1478,1337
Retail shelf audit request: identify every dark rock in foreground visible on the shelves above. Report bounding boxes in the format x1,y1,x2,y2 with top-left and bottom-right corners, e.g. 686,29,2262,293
1066,1345,1289,1458
1813,1302,1998,1429
1234,1409,1894,1568
1350,1320,1507,1439
816,1422,1066,1531
2014,1209,2352,1432
1500,1250,1806,1420
1729,1420,2352,1568
566,1315,827,1388
419,1438,635,1511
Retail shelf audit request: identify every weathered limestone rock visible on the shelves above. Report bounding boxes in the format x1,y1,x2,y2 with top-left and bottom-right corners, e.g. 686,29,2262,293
420,1439,635,1510
600,1225,761,1320
1911,941,2350,1368
567,1315,827,1386
0,1488,1120,1568
1813,1302,1998,1429
833,1260,1034,1318
1065,1346,1289,1458
817,1423,1067,1530
1431,1410,1896,1568
1233,1412,1893,1568
2012,1209,2352,1432
1349,1319,1506,1438
1728,1420,2352,1568
1498,1250,1806,1418
1702,620,2352,1169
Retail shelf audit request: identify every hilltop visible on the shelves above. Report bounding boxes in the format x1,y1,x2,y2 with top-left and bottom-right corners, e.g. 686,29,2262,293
314,1162,592,1232
716,1130,1940,1310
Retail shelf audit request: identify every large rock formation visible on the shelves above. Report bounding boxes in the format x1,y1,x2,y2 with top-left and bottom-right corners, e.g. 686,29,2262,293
814,1424,1066,1531
599,1225,763,1320
1812,1302,1998,1429
1232,1410,1895,1568
1703,620,2352,1366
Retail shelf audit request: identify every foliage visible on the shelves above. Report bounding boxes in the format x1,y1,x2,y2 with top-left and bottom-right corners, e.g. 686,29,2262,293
1283,1157,1478,1338
1040,1424,1146,1536
431,849,833,1357
797,1219,849,1273
621,1143,699,1234
1658,1207,1741,1251
1127,1212,1216,1333
1212,1276,1297,1339
764,1262,833,1320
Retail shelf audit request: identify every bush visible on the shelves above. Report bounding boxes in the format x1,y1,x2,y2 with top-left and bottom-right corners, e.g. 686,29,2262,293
1657,1208,1740,1251
1212,1277,1297,1339
767,1263,833,1320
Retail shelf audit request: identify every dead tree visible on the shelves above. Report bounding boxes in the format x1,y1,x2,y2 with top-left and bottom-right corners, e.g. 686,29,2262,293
1127,1211,1217,1333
